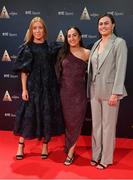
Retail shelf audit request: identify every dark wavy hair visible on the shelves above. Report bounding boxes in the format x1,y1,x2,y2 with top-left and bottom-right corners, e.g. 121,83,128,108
97,13,117,37
57,26,84,61
56,26,84,76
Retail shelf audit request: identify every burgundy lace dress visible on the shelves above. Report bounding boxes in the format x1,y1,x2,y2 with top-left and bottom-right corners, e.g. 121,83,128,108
60,52,87,152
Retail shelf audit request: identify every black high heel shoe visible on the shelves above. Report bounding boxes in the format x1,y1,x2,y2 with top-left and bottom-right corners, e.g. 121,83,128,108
90,160,99,166
64,154,75,166
16,142,25,160
41,153,48,159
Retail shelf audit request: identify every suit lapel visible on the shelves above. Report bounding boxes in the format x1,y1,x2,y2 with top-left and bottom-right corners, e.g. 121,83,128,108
90,39,101,58
88,39,101,69
98,33,116,69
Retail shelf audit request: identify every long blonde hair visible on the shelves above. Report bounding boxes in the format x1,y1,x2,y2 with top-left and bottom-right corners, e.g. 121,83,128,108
24,17,48,43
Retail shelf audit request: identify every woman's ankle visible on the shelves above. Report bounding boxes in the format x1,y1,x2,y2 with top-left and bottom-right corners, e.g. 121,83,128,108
42,143,48,154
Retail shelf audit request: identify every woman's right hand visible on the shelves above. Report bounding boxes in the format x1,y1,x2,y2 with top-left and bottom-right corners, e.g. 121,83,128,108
22,89,29,101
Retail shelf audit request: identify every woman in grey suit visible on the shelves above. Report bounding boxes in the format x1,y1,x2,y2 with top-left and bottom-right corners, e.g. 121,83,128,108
87,14,127,169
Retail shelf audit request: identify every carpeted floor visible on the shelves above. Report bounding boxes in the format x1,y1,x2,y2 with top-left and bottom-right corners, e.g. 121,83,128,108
0,130,133,179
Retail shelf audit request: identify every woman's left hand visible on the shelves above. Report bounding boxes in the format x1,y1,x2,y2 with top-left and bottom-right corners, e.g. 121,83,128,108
108,95,118,106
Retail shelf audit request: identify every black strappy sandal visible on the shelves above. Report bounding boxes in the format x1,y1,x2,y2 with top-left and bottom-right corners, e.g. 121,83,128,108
96,163,108,169
16,142,25,160
64,154,74,166
90,160,99,166
41,153,48,159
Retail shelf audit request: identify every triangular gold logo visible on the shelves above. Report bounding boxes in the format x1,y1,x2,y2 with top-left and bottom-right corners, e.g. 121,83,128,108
56,30,65,42
80,7,90,20
2,50,11,61
3,90,12,101
0,6,10,18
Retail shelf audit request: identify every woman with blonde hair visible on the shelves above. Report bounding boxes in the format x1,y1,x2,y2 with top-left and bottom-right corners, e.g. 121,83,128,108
13,17,64,160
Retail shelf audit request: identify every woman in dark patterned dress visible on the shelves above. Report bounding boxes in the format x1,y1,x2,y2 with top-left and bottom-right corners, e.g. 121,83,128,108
57,27,90,165
13,17,64,160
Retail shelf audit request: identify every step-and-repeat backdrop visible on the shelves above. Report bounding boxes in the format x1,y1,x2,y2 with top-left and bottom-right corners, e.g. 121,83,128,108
0,0,133,138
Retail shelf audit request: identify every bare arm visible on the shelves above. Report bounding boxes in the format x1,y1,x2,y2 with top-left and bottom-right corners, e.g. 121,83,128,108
21,72,29,101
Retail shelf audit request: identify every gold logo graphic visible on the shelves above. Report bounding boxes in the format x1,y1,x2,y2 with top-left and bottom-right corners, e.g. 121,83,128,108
56,30,65,42
80,7,90,20
2,50,11,61
3,90,12,101
0,6,10,18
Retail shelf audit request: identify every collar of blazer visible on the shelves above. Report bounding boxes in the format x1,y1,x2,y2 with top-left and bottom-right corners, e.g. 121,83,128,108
89,33,117,70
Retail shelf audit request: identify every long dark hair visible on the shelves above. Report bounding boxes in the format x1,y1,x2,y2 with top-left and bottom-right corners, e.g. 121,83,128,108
97,13,117,37
56,26,84,73
58,26,84,61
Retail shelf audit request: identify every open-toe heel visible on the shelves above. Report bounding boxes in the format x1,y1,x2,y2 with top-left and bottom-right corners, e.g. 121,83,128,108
64,154,74,166
41,153,48,159
96,163,108,170
90,160,99,166
16,142,25,160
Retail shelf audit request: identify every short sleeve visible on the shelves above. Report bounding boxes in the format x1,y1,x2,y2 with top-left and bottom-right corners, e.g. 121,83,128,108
49,41,62,65
13,44,33,73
